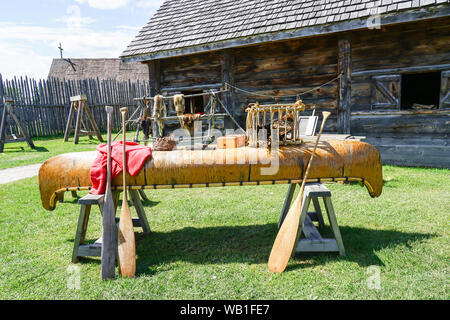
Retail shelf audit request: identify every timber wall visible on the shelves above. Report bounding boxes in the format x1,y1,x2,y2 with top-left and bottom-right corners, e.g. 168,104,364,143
349,17,450,168
147,16,450,168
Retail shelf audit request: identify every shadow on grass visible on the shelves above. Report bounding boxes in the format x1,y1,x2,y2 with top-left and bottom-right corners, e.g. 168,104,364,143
2,145,49,153
75,223,433,275
127,224,433,276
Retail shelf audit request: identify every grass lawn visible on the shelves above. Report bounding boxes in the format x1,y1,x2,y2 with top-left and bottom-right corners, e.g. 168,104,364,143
0,131,138,170
0,162,448,300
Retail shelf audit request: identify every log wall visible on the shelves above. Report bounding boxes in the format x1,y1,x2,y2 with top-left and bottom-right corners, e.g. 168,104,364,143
148,16,450,168
349,17,450,168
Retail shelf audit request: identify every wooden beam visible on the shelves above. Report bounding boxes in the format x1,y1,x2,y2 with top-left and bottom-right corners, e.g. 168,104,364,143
352,63,450,78
70,94,87,102
221,50,235,130
148,60,161,96
161,83,222,93
338,39,351,134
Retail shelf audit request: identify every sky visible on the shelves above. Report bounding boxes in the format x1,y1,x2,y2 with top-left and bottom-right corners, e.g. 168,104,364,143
0,0,164,79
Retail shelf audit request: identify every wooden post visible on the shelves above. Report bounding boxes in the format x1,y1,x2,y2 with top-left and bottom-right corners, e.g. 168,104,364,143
148,60,161,97
148,60,161,137
338,39,351,134
73,100,83,144
221,50,235,130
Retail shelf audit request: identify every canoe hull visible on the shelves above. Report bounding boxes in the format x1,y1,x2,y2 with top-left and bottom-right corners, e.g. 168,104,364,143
38,141,383,211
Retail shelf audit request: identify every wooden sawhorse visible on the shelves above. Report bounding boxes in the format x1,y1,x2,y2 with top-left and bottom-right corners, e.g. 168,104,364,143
279,183,346,257
64,95,103,145
0,97,35,153
72,190,151,263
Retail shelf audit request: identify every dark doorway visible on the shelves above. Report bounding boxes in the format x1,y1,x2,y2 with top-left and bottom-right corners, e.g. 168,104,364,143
182,90,205,114
401,72,441,110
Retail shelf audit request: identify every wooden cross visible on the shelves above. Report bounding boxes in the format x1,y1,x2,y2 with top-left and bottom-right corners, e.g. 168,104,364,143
0,97,36,153
58,43,76,71
58,43,64,59
64,95,104,144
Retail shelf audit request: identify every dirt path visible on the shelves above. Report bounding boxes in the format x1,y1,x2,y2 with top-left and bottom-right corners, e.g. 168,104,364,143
0,164,42,184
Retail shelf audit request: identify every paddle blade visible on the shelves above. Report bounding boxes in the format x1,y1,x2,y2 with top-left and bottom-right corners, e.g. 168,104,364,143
268,195,303,273
117,199,136,278
101,189,116,280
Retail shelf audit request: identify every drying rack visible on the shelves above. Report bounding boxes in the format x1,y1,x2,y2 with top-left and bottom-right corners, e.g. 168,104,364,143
118,88,244,145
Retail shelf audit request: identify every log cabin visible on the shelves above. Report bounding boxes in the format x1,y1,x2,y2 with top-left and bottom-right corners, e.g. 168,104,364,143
120,0,450,168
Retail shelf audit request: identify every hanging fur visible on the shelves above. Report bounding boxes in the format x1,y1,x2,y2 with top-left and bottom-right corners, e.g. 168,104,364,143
179,113,200,136
174,94,186,130
174,94,185,115
153,94,166,137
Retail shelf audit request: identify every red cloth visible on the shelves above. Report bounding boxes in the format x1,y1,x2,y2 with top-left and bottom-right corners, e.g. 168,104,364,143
90,141,152,195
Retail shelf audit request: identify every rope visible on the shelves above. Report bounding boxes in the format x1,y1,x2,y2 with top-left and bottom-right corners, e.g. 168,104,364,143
227,73,342,100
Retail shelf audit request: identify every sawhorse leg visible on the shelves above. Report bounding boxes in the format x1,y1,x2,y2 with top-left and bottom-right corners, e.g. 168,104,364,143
129,189,151,235
64,102,75,142
323,197,346,257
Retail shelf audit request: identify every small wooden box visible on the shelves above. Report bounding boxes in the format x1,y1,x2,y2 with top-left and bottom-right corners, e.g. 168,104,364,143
217,135,246,149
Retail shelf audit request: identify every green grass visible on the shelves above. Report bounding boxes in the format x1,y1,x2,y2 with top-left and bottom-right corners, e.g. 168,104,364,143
0,164,448,299
0,131,138,170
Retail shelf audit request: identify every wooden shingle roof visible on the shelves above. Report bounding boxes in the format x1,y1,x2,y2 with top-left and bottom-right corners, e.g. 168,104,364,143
48,58,149,81
121,0,449,62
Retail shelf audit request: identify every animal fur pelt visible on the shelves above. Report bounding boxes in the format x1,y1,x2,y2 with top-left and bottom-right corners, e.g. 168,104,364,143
174,94,185,116
153,94,166,137
152,137,176,151
179,113,200,136
174,94,186,129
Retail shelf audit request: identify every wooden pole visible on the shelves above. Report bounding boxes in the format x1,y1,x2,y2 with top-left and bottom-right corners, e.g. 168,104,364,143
338,39,351,134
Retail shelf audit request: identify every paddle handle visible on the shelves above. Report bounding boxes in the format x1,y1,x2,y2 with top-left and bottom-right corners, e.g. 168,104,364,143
120,107,128,201
106,106,113,186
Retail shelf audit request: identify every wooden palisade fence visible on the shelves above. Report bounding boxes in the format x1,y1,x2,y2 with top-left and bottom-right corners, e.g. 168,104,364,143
0,74,151,138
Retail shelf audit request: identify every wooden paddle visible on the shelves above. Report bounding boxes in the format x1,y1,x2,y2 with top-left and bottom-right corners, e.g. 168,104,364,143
268,111,331,273
101,106,116,280
117,107,136,278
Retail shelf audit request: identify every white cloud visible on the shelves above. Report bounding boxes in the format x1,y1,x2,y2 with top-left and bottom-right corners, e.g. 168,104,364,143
56,5,96,29
0,1,163,79
133,0,165,14
0,44,54,79
0,21,137,79
74,0,131,10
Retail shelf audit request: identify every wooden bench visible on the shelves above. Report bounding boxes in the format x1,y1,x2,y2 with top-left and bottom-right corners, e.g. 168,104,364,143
279,183,346,257
72,190,151,263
